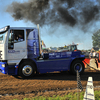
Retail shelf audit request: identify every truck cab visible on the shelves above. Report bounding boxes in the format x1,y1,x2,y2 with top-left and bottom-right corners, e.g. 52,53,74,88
0,25,85,78
0,26,39,75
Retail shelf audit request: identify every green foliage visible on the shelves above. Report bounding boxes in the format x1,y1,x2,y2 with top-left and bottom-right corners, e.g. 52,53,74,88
13,90,100,100
23,98,31,100
94,90,100,100
92,29,100,48
13,99,19,100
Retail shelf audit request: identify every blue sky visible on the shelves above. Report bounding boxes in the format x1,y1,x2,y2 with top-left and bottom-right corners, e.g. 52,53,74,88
0,0,100,50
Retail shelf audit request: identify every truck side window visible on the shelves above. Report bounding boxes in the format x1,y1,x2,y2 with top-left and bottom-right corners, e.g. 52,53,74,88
8,30,24,49
9,30,24,43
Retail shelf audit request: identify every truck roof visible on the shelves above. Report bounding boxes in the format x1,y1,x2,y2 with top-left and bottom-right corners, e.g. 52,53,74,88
0,25,38,34
0,25,37,30
10,26,37,30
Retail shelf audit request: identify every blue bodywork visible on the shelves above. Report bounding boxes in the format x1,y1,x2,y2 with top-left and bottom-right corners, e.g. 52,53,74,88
36,51,84,74
0,62,7,74
37,58,72,74
0,62,18,75
0,51,85,75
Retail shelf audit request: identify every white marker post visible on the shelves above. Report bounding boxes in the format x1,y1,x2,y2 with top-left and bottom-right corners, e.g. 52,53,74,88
83,77,95,100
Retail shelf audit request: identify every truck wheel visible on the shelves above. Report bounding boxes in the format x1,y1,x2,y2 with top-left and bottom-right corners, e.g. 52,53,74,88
19,62,35,78
70,60,84,75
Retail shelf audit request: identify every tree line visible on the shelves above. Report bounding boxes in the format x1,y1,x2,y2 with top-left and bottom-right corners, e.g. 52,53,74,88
92,29,100,49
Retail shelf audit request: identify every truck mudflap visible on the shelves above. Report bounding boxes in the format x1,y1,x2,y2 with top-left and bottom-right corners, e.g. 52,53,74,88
8,65,18,75
0,62,18,75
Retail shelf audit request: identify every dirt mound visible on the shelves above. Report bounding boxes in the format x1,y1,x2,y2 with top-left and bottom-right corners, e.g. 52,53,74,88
0,69,100,100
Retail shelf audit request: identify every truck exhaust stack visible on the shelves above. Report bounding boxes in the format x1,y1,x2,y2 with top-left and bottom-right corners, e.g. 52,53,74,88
37,24,42,56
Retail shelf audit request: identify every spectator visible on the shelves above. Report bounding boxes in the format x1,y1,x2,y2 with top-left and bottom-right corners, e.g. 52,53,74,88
96,51,99,58
93,51,96,58
89,51,93,58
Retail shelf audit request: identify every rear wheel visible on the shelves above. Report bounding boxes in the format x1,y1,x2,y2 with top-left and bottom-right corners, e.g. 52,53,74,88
70,60,84,75
19,62,35,78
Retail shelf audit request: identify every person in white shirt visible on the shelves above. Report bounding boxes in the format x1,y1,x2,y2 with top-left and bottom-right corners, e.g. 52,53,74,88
93,51,96,58
89,51,93,58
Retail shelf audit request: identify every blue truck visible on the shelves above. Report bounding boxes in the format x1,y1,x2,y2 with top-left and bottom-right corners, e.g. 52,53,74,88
0,25,85,78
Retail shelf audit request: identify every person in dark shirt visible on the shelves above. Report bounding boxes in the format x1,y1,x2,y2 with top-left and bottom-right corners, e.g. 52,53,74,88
18,34,23,41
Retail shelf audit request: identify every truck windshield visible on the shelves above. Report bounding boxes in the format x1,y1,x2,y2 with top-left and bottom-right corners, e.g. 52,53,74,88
0,26,9,44
0,31,7,44
64,45,77,51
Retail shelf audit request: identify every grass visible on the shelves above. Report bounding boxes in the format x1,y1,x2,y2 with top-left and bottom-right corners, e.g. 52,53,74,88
13,90,100,100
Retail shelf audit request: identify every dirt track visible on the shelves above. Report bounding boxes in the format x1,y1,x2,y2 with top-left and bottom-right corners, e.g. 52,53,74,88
0,69,100,100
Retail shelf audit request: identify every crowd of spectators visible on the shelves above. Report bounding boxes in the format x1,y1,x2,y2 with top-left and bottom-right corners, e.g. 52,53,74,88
89,50,99,58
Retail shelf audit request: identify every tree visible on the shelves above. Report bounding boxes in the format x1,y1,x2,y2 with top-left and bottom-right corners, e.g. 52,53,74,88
92,29,100,48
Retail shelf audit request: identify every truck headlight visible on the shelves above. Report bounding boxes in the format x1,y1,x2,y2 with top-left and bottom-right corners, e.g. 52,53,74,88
2,64,5,67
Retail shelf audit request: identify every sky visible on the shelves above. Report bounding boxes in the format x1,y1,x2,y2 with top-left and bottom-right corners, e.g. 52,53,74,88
0,0,100,50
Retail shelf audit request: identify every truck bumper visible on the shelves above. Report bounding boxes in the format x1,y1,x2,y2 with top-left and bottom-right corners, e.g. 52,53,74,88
0,62,18,75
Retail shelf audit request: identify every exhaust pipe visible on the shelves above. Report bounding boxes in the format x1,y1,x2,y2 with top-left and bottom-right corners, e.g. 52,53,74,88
37,24,42,56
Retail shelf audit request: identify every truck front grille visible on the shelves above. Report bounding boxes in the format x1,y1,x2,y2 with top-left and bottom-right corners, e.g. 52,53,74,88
0,51,2,59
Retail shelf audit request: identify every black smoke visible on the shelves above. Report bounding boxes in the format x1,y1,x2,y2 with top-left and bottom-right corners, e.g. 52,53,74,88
6,0,100,28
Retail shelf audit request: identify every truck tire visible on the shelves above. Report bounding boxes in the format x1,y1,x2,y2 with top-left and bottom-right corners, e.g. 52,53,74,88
19,62,35,78
70,60,84,75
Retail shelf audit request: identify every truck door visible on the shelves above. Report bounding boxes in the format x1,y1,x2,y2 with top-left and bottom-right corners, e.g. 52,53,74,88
7,29,27,61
